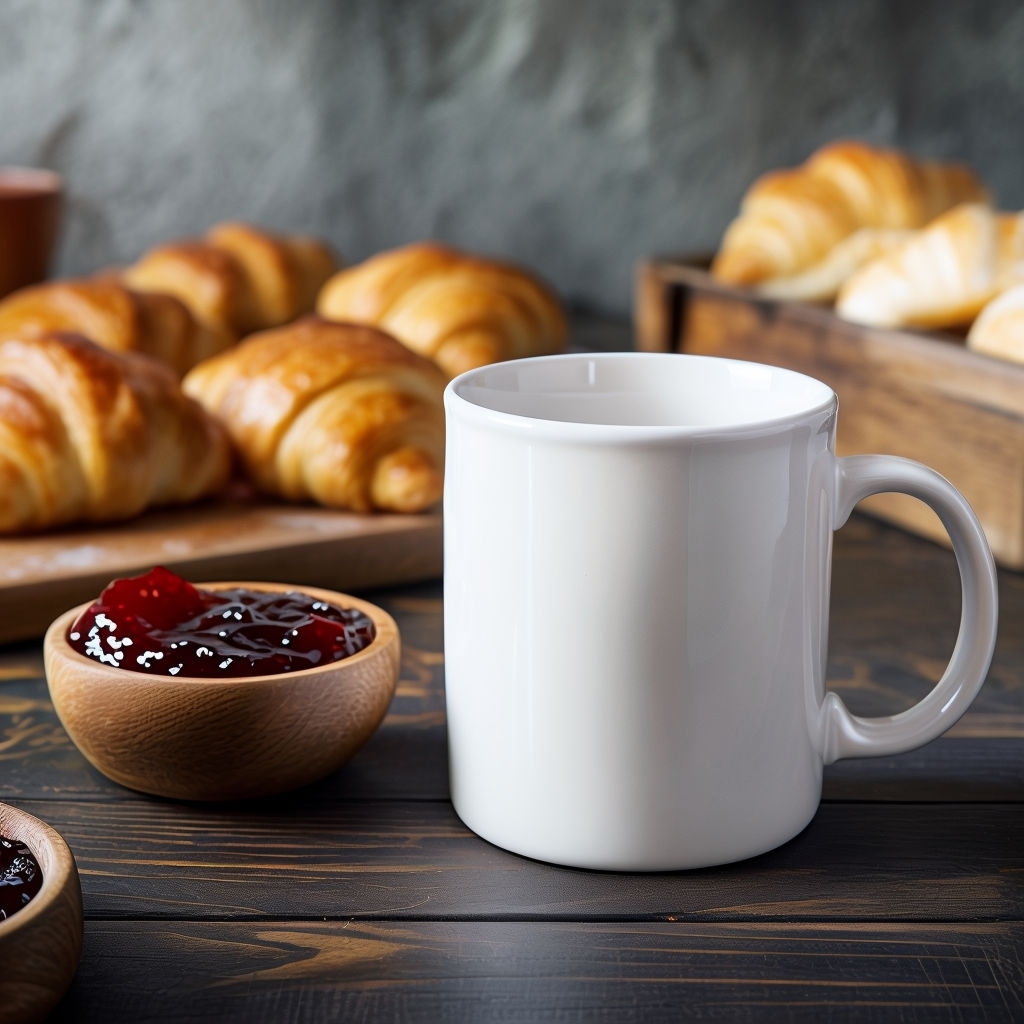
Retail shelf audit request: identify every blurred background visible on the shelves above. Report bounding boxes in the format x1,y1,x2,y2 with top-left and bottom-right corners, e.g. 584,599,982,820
3,0,1022,321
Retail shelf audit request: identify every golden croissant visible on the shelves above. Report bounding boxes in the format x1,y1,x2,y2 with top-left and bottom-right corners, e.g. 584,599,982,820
0,277,234,376
712,140,990,290
836,204,1024,329
124,221,338,337
183,317,446,513
967,282,1024,363
0,331,231,533
316,242,567,378
756,227,913,303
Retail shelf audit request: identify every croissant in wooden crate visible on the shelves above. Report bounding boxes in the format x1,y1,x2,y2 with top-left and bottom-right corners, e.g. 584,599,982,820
836,204,1024,329
316,242,567,378
756,227,913,303
124,221,338,337
967,283,1024,363
0,332,231,533
712,140,990,293
183,317,446,514
0,277,234,376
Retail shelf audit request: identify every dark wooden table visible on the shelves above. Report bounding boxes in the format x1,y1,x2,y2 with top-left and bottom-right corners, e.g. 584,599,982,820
1,515,1022,1022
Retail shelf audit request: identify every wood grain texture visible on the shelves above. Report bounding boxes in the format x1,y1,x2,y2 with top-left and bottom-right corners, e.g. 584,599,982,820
2,798,1019,923
1,525,1021,807
635,258,1024,567
0,803,83,1024
0,495,442,643
50,920,1024,1024
5,665,1021,806
0,512,1022,1021
1,674,1020,805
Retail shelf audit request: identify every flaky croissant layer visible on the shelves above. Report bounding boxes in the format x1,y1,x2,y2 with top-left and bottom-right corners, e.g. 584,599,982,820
0,277,235,376
712,140,990,289
183,317,447,514
0,332,231,533
835,204,1024,329
316,242,567,378
124,221,339,338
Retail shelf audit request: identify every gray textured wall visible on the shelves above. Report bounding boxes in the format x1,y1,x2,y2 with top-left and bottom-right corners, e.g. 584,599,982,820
3,0,1023,318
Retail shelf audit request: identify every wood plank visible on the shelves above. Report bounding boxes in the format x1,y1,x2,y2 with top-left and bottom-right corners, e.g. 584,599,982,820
635,258,1024,568
822,737,1024,801
2,652,1019,802
0,496,443,643
1,523,1020,804
0,677,450,803
3,661,1020,804
827,521,1024,723
5,799,1022,922
50,920,1024,1024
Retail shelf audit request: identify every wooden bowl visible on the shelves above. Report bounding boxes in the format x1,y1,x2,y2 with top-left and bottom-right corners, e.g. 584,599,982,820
0,803,83,1023
43,582,401,801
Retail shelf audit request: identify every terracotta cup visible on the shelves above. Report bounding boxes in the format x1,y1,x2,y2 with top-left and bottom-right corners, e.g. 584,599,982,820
0,167,63,299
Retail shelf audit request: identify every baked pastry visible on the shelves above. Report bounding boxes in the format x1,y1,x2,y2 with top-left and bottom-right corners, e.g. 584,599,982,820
183,317,446,513
757,227,912,302
316,242,567,378
0,277,234,376
0,331,231,533
124,221,338,337
967,282,1024,363
836,205,1024,329
711,140,990,290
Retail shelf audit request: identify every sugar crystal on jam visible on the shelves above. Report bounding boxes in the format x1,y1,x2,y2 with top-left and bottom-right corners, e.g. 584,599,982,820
68,566,376,678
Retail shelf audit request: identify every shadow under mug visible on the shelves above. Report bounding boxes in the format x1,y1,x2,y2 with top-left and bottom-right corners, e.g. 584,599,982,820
442,351,999,871
0,167,63,300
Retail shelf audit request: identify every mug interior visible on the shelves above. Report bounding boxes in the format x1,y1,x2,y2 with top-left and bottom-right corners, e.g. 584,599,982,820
450,352,835,432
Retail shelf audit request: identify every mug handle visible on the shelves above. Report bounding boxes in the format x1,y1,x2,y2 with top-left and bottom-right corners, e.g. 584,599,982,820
819,454,999,765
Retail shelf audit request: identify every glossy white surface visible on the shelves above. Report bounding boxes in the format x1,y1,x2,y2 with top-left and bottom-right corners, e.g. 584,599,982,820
443,353,998,871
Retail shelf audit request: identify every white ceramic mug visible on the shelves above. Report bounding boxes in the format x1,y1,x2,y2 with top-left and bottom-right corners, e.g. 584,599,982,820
442,352,998,871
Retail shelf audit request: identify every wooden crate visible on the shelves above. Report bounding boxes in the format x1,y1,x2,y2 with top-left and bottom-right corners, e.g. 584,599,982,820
635,257,1024,569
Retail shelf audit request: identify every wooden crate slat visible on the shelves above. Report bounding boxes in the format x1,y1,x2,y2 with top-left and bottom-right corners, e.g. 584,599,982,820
635,259,1024,568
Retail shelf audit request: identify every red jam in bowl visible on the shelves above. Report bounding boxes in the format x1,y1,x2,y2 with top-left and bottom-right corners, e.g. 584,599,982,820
68,567,376,678
0,834,43,921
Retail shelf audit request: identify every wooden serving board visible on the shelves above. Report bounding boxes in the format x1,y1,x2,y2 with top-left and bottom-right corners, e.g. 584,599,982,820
0,495,442,643
635,257,1024,569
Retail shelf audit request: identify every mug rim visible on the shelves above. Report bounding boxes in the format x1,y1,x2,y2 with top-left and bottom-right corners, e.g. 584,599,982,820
0,166,63,195
445,351,837,443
